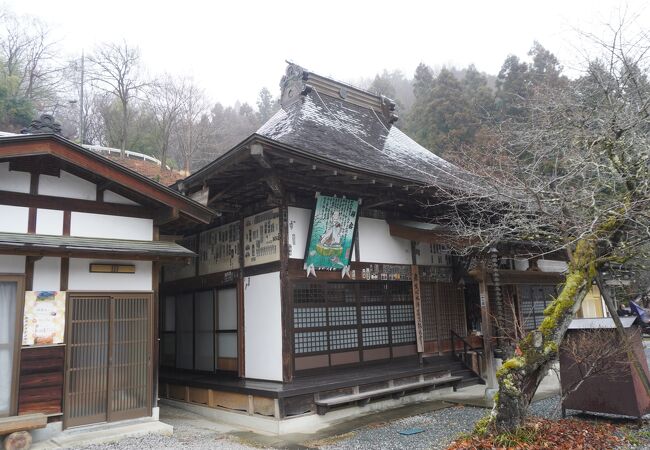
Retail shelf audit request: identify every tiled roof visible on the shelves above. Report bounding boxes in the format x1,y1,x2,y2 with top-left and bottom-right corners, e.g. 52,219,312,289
0,231,196,260
256,89,471,189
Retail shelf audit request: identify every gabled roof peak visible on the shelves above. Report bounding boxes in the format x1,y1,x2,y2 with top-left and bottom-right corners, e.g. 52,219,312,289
280,62,398,124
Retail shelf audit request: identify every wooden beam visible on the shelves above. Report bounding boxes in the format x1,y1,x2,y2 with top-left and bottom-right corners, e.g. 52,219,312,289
96,180,113,192
9,159,60,177
250,143,272,169
0,139,213,224
365,199,396,209
210,202,240,213
60,257,69,291
154,208,180,226
0,190,154,218
263,175,284,198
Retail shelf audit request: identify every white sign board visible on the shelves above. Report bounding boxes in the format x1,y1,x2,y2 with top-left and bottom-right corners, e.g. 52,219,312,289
199,221,240,275
244,208,280,267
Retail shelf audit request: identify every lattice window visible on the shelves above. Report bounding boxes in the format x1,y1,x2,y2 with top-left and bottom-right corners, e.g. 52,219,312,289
329,306,357,326
294,307,327,328
293,283,326,304
359,283,386,303
294,331,328,354
519,285,556,331
390,304,414,323
292,281,431,367
387,283,412,303
391,324,416,344
328,283,356,303
361,305,387,324
438,282,467,337
362,326,389,347
420,282,438,341
329,329,358,350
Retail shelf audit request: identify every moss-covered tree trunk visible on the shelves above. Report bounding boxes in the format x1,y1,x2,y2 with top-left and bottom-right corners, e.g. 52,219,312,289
492,238,598,432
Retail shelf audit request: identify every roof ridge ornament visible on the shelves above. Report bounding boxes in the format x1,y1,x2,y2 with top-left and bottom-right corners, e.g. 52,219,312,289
380,95,399,124
280,63,309,109
21,114,63,135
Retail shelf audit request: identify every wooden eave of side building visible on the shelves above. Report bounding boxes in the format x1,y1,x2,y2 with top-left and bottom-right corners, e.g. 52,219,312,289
0,231,194,262
0,133,216,232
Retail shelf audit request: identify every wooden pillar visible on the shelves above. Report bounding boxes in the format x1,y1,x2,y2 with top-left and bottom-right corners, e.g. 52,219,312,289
279,201,293,382
411,265,424,357
238,218,246,378
478,262,498,395
152,251,160,410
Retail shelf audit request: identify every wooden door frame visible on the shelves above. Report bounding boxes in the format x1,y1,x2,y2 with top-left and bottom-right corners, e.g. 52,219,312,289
109,292,154,423
0,274,25,417
215,285,239,373
63,291,154,429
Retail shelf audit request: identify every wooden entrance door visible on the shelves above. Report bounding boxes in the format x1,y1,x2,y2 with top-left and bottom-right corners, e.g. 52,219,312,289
420,282,467,353
65,293,152,427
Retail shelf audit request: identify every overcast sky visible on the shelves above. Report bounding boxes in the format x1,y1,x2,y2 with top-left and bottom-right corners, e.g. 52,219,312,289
6,0,649,105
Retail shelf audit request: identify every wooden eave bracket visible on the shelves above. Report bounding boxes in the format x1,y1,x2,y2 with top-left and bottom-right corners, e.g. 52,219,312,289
154,207,180,226
263,174,284,198
250,143,272,169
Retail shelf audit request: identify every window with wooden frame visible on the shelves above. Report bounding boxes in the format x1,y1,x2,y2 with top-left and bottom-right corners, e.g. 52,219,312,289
518,284,557,331
0,275,24,417
292,281,416,370
160,287,238,373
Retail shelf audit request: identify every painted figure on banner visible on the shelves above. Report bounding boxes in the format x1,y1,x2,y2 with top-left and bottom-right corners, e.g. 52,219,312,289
305,195,359,271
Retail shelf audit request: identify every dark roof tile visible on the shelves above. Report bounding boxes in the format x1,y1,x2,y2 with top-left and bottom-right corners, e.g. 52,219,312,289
256,90,470,189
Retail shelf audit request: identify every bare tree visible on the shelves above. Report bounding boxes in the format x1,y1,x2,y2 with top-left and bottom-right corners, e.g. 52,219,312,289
173,81,209,173
434,21,650,432
89,41,146,157
0,9,63,109
146,74,187,172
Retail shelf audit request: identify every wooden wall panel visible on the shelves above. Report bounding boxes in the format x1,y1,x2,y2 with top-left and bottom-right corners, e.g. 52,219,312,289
18,346,65,415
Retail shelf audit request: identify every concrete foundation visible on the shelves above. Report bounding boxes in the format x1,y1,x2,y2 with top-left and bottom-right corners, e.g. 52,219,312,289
30,416,171,449
160,385,455,435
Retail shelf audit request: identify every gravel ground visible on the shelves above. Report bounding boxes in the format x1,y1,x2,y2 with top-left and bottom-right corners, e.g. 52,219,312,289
315,396,563,450
68,396,650,450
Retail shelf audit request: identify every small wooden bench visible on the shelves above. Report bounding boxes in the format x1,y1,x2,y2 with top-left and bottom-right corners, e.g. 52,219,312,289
0,414,47,450
315,375,463,415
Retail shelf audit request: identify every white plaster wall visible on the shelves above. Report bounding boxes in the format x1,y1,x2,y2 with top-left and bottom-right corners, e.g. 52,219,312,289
33,257,61,291
288,206,311,259
244,271,283,381
68,258,152,291
0,163,30,193
70,212,153,241
38,170,96,200
538,260,568,273
104,190,139,206
0,205,29,233
358,217,411,264
0,255,25,274
36,209,64,235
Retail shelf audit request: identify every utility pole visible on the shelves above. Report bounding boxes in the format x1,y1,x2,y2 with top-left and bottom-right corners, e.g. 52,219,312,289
79,50,85,144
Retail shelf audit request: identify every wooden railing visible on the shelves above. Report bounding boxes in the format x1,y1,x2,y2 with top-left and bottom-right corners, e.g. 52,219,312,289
450,330,484,380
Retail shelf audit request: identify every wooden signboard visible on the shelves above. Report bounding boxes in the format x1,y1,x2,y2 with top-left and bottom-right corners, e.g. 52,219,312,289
244,208,280,267
411,265,424,353
199,222,241,275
